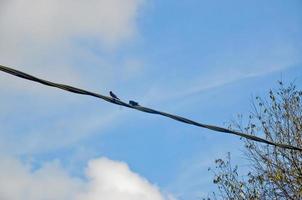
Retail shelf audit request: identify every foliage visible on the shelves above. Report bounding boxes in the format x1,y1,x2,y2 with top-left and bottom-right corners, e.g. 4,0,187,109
207,82,302,200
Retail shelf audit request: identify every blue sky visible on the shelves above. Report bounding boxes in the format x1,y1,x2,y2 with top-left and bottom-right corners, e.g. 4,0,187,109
0,0,301,199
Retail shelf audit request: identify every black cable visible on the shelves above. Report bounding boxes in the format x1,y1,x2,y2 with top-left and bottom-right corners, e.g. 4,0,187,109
1,64,301,151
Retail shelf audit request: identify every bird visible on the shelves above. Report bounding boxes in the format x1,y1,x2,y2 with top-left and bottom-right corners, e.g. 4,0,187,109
129,100,139,106
109,91,120,100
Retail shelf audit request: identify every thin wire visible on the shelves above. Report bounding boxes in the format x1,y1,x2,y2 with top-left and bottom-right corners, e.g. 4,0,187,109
1,64,301,151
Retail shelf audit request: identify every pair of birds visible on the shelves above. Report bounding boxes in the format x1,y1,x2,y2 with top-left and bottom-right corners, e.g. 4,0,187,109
109,91,139,106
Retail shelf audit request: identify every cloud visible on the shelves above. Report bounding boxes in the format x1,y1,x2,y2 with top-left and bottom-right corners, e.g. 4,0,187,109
0,111,119,155
0,0,144,91
0,0,146,153
142,49,301,105
0,156,172,200
0,0,143,48
0,156,83,200
77,157,167,200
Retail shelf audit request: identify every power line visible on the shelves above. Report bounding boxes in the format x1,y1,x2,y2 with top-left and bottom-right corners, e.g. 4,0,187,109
0,64,301,151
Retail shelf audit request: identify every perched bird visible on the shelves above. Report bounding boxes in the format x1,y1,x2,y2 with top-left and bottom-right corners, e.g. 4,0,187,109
129,100,139,106
110,91,120,100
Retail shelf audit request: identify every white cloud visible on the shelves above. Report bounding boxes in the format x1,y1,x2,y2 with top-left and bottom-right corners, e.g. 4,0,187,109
0,156,173,200
142,46,301,105
0,0,144,92
0,0,143,48
0,156,83,200
0,0,146,152
76,157,167,200
0,107,122,155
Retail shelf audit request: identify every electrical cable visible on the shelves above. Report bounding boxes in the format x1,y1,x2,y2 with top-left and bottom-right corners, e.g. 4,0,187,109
0,64,301,151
